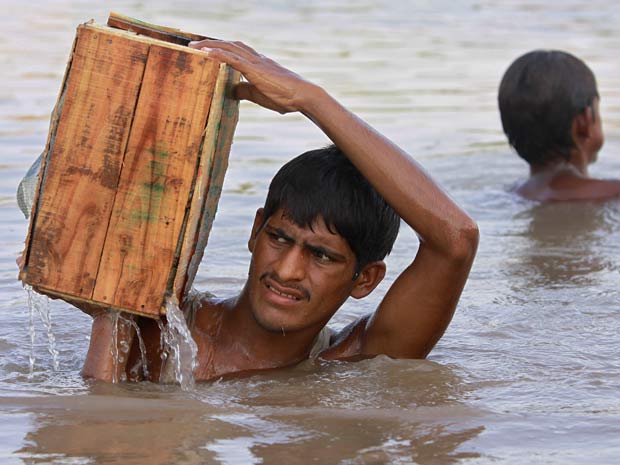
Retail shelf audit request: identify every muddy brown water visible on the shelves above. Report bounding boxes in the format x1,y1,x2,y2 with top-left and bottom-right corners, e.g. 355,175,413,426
1,1,619,464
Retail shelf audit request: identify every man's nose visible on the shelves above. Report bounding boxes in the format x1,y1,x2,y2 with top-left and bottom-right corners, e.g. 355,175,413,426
274,245,307,281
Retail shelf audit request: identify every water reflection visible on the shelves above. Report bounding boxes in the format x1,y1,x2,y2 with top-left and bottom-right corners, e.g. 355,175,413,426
509,201,618,288
202,410,484,465
12,358,485,464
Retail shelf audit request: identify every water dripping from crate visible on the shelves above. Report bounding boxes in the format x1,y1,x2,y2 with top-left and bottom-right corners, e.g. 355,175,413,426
158,296,198,390
25,284,60,374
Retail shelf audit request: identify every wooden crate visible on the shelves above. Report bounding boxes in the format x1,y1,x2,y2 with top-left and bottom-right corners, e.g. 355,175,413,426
19,16,240,318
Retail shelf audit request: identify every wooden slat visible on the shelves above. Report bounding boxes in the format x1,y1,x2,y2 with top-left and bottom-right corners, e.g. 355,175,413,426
186,66,241,290
107,12,210,46
19,35,79,282
92,44,219,315
171,64,241,300
24,26,148,298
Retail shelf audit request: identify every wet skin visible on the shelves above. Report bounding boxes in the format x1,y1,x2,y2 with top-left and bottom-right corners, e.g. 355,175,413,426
245,208,361,334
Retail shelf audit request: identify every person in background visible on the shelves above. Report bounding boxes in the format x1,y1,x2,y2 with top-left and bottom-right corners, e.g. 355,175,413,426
498,50,620,201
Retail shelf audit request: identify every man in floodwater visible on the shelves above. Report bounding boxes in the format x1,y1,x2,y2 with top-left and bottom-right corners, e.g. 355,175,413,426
498,50,620,201
82,40,479,382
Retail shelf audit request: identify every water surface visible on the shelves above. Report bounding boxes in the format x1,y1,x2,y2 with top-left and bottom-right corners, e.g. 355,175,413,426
1,1,619,464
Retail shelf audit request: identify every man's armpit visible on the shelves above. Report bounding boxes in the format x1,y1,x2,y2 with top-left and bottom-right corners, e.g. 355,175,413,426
319,314,371,361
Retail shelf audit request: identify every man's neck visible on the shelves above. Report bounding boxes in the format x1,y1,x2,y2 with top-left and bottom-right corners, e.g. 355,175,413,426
218,291,323,370
529,159,587,179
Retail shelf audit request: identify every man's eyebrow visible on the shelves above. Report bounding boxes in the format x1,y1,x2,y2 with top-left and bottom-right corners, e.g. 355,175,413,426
265,225,348,261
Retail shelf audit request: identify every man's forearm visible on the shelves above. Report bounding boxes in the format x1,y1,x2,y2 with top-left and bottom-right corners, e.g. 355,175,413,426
298,84,478,258
82,313,135,382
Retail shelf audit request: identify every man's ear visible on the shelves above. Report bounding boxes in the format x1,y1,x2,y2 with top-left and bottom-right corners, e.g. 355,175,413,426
350,261,386,299
248,208,264,253
572,105,595,145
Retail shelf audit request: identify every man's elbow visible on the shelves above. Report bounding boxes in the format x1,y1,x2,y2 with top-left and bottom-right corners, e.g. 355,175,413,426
448,218,479,264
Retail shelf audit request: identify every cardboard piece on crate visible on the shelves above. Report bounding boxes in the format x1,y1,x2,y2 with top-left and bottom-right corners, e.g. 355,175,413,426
19,16,240,318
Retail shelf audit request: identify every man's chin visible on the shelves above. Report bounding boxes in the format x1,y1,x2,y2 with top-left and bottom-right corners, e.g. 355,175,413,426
251,308,298,334
251,306,326,335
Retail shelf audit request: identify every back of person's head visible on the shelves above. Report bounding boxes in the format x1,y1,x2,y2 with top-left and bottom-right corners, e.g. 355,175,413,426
262,145,400,271
498,50,599,166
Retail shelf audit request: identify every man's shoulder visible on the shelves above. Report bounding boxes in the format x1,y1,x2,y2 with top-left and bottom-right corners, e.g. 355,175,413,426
319,314,371,360
518,173,620,201
185,291,228,334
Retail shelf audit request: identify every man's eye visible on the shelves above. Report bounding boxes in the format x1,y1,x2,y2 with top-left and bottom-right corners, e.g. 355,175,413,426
268,232,288,244
314,251,332,262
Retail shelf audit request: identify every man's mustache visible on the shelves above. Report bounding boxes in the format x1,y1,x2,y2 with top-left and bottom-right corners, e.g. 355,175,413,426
259,272,311,301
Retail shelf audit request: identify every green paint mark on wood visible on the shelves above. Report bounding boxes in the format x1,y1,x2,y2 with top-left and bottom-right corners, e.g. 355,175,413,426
131,209,157,223
127,145,170,224
145,181,165,193
148,147,170,159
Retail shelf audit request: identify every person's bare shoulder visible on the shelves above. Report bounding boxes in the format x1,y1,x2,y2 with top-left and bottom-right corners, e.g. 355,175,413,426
319,315,371,361
191,293,229,337
516,173,620,202
550,175,620,201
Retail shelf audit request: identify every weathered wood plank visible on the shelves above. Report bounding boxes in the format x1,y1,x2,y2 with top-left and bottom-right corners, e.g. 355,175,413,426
92,44,219,315
20,35,79,282
107,11,209,45
183,66,241,298
24,26,148,299
172,64,241,300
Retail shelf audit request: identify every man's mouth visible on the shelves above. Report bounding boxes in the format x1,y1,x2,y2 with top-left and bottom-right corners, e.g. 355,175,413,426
260,273,310,302
265,283,302,301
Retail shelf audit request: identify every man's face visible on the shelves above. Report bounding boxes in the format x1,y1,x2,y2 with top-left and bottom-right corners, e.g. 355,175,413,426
245,209,359,334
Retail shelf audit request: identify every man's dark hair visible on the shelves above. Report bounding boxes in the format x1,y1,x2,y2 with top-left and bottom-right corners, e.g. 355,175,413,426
262,145,400,272
498,50,599,166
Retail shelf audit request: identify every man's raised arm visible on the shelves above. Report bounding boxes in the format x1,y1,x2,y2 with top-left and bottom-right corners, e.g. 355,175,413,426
190,40,479,359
